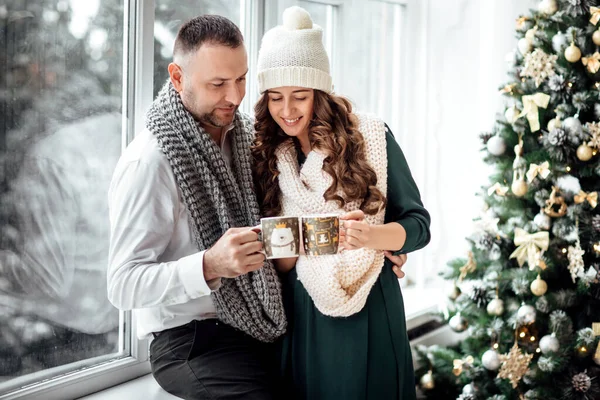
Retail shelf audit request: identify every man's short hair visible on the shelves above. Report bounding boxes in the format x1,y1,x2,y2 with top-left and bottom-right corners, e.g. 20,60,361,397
173,15,244,58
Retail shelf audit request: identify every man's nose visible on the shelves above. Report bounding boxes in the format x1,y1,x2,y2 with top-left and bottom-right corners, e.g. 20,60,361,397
225,83,242,105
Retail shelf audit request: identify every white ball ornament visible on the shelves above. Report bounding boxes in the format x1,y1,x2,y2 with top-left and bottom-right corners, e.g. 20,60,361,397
552,32,568,53
487,136,506,156
481,349,501,371
539,333,560,354
563,116,583,136
565,43,582,63
533,212,552,230
449,313,468,332
538,0,558,15
517,304,536,325
518,38,533,55
462,384,475,395
487,298,504,316
525,28,537,42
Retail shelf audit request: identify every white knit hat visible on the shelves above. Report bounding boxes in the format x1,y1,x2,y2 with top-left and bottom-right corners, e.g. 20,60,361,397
257,6,332,94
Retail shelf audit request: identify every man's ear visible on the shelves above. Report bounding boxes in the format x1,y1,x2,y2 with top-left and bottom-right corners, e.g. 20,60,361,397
168,62,184,92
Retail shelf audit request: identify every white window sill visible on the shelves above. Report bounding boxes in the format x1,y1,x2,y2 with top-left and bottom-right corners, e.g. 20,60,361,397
78,373,175,400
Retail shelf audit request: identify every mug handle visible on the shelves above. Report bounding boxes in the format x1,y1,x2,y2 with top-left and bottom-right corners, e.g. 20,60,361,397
250,225,267,256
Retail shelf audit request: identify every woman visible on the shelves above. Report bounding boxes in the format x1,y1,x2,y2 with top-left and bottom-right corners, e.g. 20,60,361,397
252,6,431,400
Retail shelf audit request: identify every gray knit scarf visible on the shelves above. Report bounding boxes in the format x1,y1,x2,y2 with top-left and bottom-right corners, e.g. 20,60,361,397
146,81,286,342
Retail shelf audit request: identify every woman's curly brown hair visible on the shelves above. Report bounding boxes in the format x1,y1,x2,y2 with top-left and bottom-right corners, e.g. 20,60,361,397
251,90,386,218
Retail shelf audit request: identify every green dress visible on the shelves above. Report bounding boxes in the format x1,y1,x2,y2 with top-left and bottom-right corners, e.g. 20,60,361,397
279,127,431,400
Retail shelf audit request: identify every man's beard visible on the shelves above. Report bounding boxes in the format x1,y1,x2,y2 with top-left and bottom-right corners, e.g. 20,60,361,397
198,108,237,128
181,89,237,128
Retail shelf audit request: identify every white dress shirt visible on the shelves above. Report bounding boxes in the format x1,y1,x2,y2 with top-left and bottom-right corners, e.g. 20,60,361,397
107,126,232,339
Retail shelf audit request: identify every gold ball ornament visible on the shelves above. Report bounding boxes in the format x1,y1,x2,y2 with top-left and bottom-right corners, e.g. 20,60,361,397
447,282,462,301
530,275,548,296
593,30,600,47
577,144,594,161
565,43,582,63
449,313,468,332
518,38,533,55
420,370,435,390
511,179,528,197
525,28,537,42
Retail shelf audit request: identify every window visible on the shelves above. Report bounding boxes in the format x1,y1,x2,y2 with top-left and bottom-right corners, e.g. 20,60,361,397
153,0,242,97
297,1,335,67
334,0,407,141
0,0,125,396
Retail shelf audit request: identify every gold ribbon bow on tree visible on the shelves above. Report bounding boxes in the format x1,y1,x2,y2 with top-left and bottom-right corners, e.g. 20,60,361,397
582,52,600,74
452,355,475,376
459,251,477,281
488,182,509,196
509,228,550,270
518,93,550,132
591,6,600,25
516,16,528,30
574,190,598,208
526,161,551,183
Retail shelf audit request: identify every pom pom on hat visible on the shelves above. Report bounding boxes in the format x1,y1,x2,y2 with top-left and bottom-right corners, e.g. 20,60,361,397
283,6,313,30
256,6,332,93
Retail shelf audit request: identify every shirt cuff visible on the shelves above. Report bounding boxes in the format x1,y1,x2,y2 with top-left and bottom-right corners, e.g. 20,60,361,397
178,251,218,297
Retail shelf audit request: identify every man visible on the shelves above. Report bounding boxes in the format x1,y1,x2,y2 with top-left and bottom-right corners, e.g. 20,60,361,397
107,15,408,400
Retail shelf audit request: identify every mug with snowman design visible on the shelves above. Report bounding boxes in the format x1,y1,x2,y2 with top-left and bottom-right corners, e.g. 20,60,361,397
259,216,301,259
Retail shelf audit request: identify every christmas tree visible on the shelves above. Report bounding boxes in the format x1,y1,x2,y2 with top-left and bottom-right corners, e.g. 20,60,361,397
416,1,600,399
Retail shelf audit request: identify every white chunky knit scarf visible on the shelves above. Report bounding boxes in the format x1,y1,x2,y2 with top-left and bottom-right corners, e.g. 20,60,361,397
146,80,286,342
276,113,388,317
